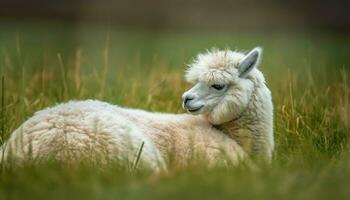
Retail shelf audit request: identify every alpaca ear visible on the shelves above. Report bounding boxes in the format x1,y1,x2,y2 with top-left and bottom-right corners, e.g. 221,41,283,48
238,47,262,78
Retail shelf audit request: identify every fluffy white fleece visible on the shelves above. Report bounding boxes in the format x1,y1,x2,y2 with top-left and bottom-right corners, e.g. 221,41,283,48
0,47,273,170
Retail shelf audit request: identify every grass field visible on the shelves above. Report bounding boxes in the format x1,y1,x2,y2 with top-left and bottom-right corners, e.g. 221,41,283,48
0,22,349,199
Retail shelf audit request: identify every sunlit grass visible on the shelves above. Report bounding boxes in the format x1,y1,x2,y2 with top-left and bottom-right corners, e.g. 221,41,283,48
0,23,349,199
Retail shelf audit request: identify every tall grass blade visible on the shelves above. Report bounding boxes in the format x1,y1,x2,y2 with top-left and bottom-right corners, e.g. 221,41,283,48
57,53,69,100
0,76,4,145
132,141,145,171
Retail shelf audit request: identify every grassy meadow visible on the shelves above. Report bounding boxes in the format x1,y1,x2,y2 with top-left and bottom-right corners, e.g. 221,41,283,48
0,22,349,199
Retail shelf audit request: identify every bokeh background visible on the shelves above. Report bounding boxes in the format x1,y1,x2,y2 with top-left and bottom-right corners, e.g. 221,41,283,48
0,0,349,103
1,0,350,32
0,1,349,199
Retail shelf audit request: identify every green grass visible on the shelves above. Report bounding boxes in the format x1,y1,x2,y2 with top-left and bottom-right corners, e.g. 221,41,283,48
0,22,349,199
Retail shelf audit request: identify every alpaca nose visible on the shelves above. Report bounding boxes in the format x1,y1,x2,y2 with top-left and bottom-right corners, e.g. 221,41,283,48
183,95,194,106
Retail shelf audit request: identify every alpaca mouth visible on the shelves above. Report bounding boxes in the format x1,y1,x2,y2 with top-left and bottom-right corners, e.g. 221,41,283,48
188,105,204,113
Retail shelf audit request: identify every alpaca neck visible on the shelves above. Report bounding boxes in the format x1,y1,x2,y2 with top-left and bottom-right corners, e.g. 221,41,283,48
215,84,274,161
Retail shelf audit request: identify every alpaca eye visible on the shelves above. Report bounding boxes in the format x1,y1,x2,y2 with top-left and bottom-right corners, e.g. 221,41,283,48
211,84,225,90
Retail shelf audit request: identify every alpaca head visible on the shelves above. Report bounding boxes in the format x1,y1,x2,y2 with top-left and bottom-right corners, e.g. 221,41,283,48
182,47,264,125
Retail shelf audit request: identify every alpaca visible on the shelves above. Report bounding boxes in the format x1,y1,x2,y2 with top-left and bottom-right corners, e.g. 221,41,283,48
0,47,273,170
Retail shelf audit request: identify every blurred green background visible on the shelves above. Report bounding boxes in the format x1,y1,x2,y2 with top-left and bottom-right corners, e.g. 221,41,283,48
0,0,349,199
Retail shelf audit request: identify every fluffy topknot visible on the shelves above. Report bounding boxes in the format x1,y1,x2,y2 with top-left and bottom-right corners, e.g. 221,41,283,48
185,49,246,84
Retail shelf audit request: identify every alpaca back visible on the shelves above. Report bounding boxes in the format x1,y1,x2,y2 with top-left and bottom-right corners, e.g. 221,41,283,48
1,100,246,169
1,100,166,170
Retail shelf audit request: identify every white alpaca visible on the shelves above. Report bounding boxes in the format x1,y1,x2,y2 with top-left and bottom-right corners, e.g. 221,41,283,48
0,47,273,170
